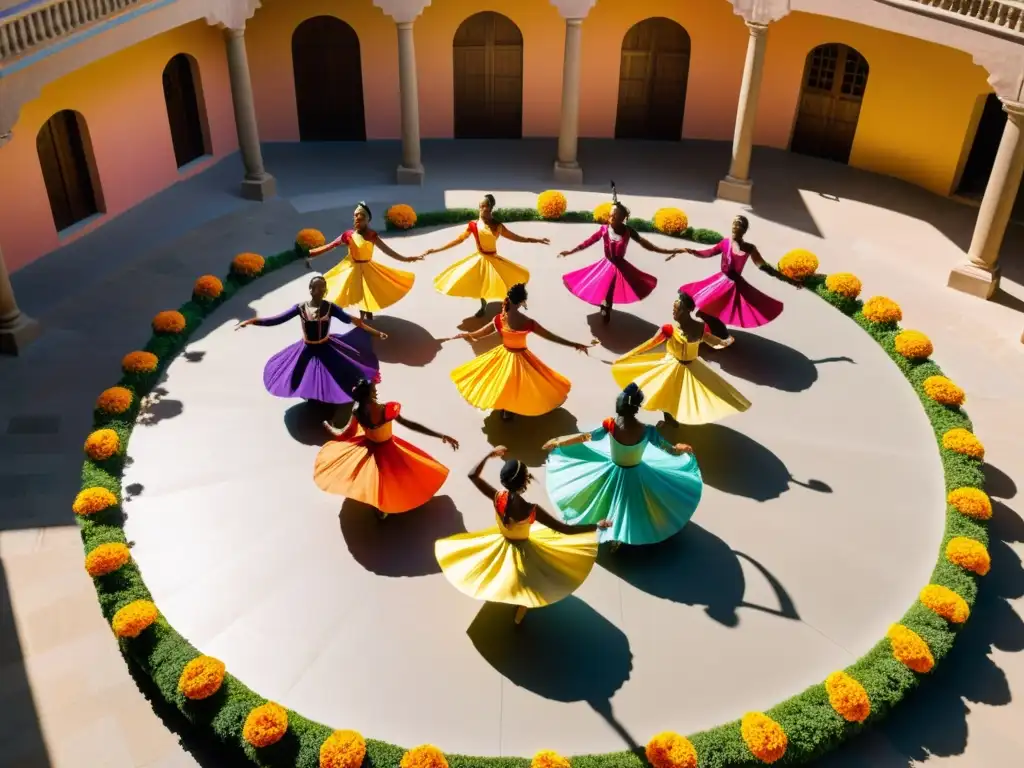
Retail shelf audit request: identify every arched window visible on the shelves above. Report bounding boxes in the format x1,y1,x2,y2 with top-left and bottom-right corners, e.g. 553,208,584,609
790,44,870,164
162,53,211,167
36,110,102,232
615,18,691,140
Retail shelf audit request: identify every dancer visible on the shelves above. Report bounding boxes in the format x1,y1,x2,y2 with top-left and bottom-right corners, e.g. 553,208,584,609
542,383,703,552
611,290,751,427
435,446,610,625
307,202,422,321
235,274,386,404
443,283,596,421
315,378,458,519
424,194,548,318
559,181,684,323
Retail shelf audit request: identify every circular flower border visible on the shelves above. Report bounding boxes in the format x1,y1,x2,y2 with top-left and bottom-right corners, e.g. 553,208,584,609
74,206,987,767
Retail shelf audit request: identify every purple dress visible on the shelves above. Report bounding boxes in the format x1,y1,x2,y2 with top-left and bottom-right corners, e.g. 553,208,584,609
253,301,379,404
678,239,783,329
562,225,657,306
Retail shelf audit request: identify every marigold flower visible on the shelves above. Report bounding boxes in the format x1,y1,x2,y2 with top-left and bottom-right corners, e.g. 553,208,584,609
243,702,288,748
947,487,992,520
740,712,787,764
122,350,158,374
111,600,158,638
824,272,862,299
231,253,266,278
945,537,991,576
385,204,417,230
887,624,934,673
778,249,819,281
942,428,985,460
84,429,120,461
297,228,327,249
923,376,965,407
862,296,902,324
73,487,118,515
176,655,226,701
537,190,567,220
193,275,223,299
152,310,186,334
400,744,448,768
920,584,970,623
894,330,933,360
319,729,366,768
96,386,133,415
645,732,698,768
653,207,689,235
593,201,612,224
85,543,131,577
824,671,871,723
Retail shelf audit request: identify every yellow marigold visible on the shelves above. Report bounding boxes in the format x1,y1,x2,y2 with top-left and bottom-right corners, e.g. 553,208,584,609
84,429,120,461
740,712,787,764
122,350,158,374
178,655,226,701
947,487,992,520
73,487,118,515
862,296,902,324
645,732,698,768
593,201,612,224
653,207,689,235
85,543,131,577
894,330,933,360
243,702,289,748
778,249,819,281
887,624,934,673
232,252,266,278
531,751,570,768
945,537,991,576
385,204,417,230
111,600,158,638
400,744,448,768
152,310,186,334
537,190,567,220
922,376,965,407
920,584,970,623
193,275,223,299
824,671,871,723
319,729,367,768
96,386,133,415
941,428,985,460
296,228,327,249
824,272,862,299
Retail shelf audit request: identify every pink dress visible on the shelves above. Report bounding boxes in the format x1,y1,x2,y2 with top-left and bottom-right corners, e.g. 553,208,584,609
678,239,783,329
562,226,657,306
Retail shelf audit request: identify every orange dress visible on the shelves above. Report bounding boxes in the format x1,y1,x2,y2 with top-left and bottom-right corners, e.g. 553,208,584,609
313,402,449,514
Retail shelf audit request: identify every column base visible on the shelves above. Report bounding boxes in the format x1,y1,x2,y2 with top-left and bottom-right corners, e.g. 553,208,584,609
947,262,1000,300
553,161,583,185
716,176,753,204
0,312,41,356
396,164,425,185
240,173,277,201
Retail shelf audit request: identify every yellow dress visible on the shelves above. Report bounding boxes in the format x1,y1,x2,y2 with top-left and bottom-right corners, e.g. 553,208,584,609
322,228,415,312
450,315,570,416
433,220,530,301
435,491,599,608
611,322,751,424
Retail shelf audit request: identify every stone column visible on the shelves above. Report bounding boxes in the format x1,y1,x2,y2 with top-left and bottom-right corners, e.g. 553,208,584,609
948,100,1024,300
0,245,40,356
224,28,276,201
553,18,584,184
395,21,425,184
716,22,769,204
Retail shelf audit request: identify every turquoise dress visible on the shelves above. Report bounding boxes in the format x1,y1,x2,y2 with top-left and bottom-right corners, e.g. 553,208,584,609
545,418,703,546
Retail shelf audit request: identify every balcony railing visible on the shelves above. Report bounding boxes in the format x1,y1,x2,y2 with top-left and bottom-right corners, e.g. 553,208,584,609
904,0,1024,31
0,0,145,63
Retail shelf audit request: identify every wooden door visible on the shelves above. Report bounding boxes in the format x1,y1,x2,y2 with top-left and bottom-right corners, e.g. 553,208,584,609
162,53,207,168
790,44,869,164
36,110,99,232
292,16,366,141
453,12,523,139
615,18,690,141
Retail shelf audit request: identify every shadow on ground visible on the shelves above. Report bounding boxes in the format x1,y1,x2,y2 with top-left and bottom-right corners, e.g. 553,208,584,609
587,312,659,355
482,407,579,466
370,315,441,366
282,400,349,446
709,331,855,393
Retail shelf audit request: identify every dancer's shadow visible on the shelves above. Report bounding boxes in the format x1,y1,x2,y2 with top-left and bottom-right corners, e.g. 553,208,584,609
283,400,340,445
586,312,659,354
370,316,441,366
482,408,579,466
456,303,501,331
339,495,467,577
136,387,184,427
708,331,854,392
983,463,1017,500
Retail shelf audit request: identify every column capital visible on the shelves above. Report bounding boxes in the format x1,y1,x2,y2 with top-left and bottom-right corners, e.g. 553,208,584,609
566,17,584,27
397,21,414,30
549,0,596,20
732,0,790,25
373,0,431,24
746,21,769,36
225,27,245,40
205,0,260,32
1001,99,1024,120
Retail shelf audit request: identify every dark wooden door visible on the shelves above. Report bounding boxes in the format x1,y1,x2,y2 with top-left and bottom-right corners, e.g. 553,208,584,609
292,16,366,141
162,53,207,168
957,94,1004,198
36,110,99,232
790,44,869,164
615,18,690,141
453,12,523,139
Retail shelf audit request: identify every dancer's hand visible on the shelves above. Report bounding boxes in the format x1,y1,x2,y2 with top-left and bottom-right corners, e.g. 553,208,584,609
405,255,424,262
542,439,559,451
535,237,551,245
557,250,572,258
376,332,389,341
438,333,466,343
421,248,436,257
573,339,599,354
304,258,313,270
234,319,253,330
490,446,508,458
673,443,693,455
441,435,460,450
597,519,613,529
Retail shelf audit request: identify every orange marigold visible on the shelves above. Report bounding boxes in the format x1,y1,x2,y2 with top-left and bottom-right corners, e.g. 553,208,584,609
645,732,698,768
824,671,871,723
243,702,288,748
385,204,417,230
941,428,985,460
400,744,449,768
193,275,223,299
73,487,118,515
862,296,902,324
152,310,186,334
887,624,934,673
947,487,992,520
111,600,158,638
653,207,689,235
945,537,991,576
85,543,131,577
232,252,266,278
84,429,120,461
593,201,613,224
920,584,970,623
778,249,819,281
530,750,570,768
824,272,862,299
923,376,965,407
894,330,933,360
96,386,133,415
537,190,567,220
122,350,158,374
741,712,787,764
297,228,327,249
319,729,367,768
178,655,226,701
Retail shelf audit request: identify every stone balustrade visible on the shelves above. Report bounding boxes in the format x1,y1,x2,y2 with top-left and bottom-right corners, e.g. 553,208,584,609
904,0,1024,31
0,0,146,63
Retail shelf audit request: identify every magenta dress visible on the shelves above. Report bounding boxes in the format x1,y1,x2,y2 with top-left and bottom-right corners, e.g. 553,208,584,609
679,239,783,328
562,225,657,306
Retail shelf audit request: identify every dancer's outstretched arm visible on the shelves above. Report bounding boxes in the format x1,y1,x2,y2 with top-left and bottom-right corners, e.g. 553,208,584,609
752,244,803,288
542,431,593,451
308,233,346,260
420,227,471,258
395,414,459,450
323,412,358,441
675,242,724,262
532,321,598,354
613,326,670,362
440,323,498,343
532,503,610,535
326,304,389,339
374,233,423,263
235,305,300,329
558,227,603,258
500,225,549,246
630,228,682,256
467,447,503,498
651,429,693,456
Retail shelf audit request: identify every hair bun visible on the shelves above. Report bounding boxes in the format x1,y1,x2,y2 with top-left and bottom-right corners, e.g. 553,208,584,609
624,382,640,396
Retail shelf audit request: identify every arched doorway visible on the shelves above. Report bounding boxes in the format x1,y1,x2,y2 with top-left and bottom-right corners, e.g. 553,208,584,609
614,18,691,141
36,110,101,232
162,53,209,168
453,12,523,139
957,94,1005,198
790,43,869,164
292,16,366,141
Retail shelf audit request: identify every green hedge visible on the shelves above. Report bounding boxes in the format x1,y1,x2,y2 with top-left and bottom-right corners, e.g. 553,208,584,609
73,221,986,767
